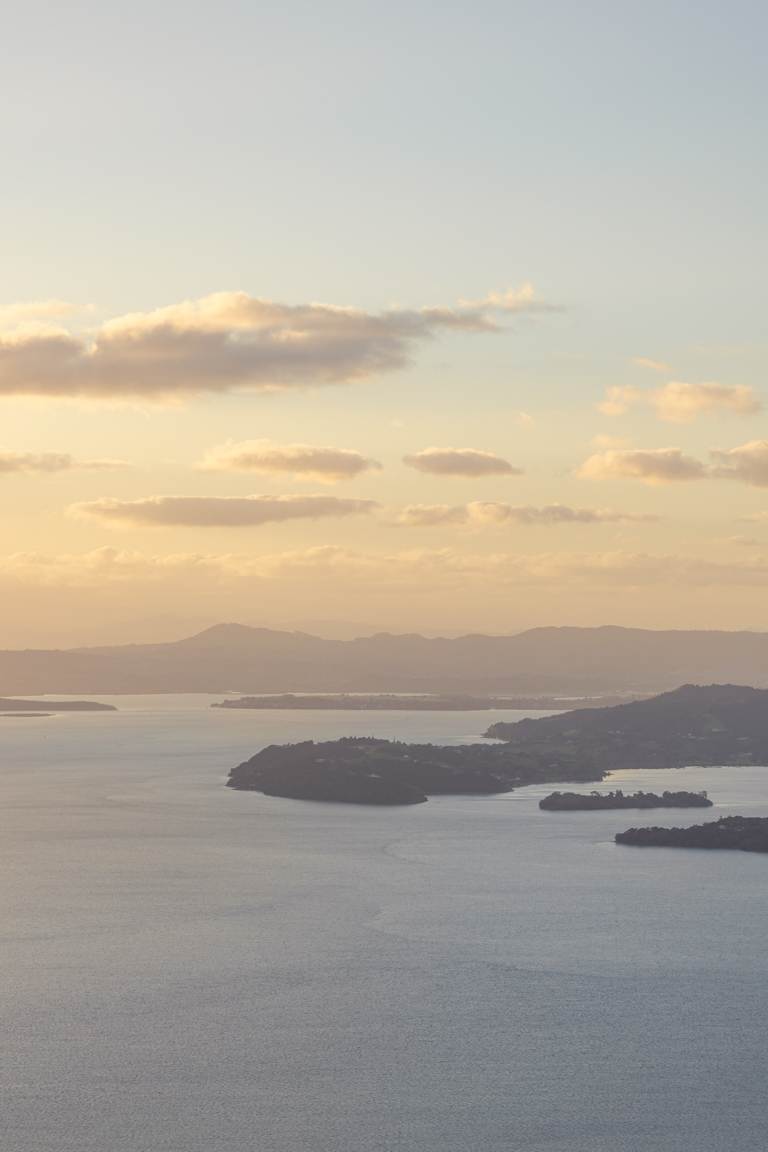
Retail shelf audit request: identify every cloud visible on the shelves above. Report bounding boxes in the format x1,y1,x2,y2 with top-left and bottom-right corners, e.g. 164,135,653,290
398,505,473,526
710,441,768,487
399,502,658,526
632,357,671,374
472,503,658,525
402,447,523,477
0,450,128,474
71,494,380,527
599,381,761,423
590,434,631,450
201,439,381,482
582,441,768,489
727,535,762,548
458,283,561,314
0,300,83,329
0,286,553,401
579,447,707,484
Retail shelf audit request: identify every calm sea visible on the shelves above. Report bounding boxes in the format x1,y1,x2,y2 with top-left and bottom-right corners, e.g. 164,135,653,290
2,696,768,1151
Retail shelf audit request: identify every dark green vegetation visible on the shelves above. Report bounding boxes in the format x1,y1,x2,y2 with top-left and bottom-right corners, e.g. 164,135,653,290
0,698,116,712
486,684,768,770
213,692,620,711
227,737,600,806
616,816,768,853
540,789,713,811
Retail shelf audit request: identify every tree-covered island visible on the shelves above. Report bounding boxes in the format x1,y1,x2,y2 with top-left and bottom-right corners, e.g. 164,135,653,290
616,816,768,853
540,789,713,811
227,736,600,806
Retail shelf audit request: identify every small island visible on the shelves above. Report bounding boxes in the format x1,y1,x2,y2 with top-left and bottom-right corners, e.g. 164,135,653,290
0,698,117,712
227,736,599,806
616,816,768,853
540,789,713,811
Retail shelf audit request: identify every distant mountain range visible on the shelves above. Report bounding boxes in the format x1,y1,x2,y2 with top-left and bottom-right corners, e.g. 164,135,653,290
3,623,768,695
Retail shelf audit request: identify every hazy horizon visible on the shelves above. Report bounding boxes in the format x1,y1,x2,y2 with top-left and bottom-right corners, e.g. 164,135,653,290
8,617,768,654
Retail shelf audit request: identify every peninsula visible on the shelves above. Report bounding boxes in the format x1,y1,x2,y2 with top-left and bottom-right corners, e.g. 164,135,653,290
227,736,600,806
213,692,622,711
0,712,52,718
616,816,768,853
540,789,713,811
0,698,117,713
485,684,768,771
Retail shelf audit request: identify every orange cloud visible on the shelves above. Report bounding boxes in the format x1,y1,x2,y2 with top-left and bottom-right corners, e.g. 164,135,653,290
0,287,554,401
399,502,658,526
599,381,760,422
402,447,523,477
579,447,707,483
201,440,380,482
72,494,380,527
0,450,128,474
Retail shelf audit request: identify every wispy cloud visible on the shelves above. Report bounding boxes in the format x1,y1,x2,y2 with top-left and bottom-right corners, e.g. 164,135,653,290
398,504,471,526
0,450,128,474
599,381,761,422
201,439,381,482
402,447,523,477
71,494,380,527
632,357,671,374
458,283,561,314
399,502,657,526
0,286,554,401
0,300,85,329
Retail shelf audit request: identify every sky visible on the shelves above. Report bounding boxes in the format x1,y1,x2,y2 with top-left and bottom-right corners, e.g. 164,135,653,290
1,0,767,645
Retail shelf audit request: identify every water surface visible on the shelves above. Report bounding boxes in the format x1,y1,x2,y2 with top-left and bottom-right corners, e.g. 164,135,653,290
2,697,767,1151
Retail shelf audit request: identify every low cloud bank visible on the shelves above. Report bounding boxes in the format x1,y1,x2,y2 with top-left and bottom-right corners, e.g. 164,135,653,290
5,544,768,590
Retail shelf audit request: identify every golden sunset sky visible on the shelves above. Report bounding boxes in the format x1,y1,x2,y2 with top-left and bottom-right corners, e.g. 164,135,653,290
1,1,766,644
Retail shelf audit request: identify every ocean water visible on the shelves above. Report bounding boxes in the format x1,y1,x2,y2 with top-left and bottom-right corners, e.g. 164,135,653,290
2,696,768,1152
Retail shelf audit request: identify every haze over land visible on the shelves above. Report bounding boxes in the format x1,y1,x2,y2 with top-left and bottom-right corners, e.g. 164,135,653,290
5,622,768,696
